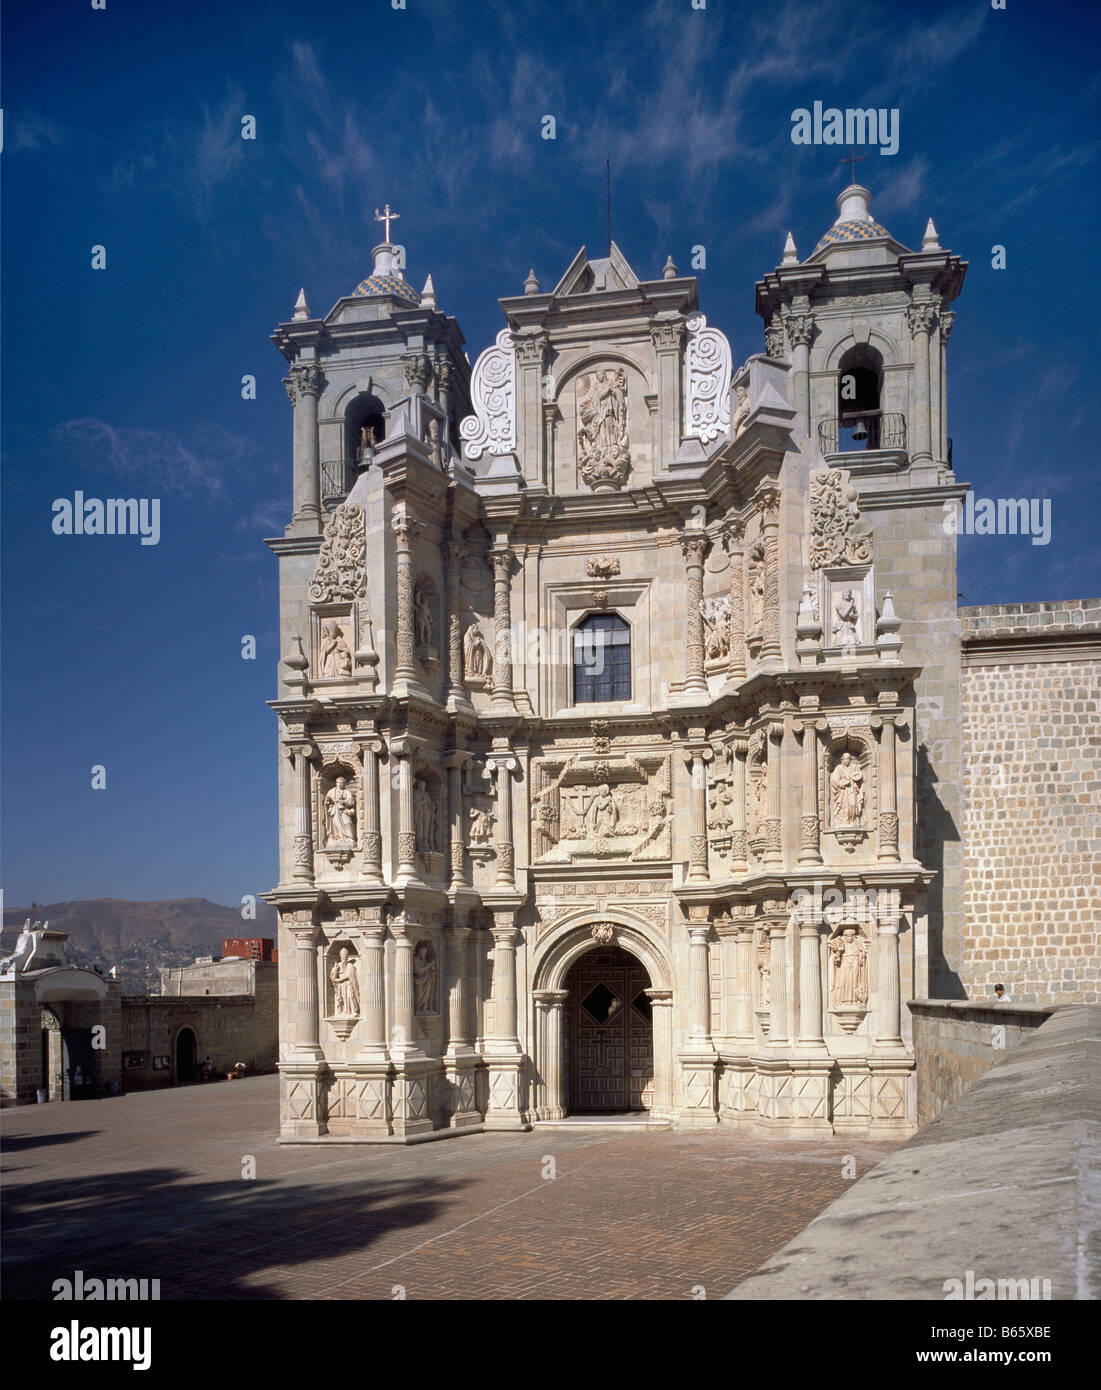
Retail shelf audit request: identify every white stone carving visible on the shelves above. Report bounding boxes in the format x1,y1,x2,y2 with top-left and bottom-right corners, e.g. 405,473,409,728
577,369,630,489
832,589,860,651
464,623,493,682
319,622,353,678
830,926,869,1008
309,502,367,603
413,941,438,1014
684,314,732,443
830,752,866,826
809,470,872,569
330,947,360,1016
324,777,357,846
460,328,516,460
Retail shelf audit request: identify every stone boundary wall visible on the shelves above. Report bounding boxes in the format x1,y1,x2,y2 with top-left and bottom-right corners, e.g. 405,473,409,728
121,994,277,1090
909,998,1054,1126
959,598,1101,1004
727,1004,1098,1300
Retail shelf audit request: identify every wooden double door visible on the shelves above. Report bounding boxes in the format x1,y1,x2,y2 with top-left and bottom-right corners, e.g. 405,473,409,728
566,946,654,1112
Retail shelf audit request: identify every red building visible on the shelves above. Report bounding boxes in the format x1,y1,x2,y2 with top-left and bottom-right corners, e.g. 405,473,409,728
221,937,277,963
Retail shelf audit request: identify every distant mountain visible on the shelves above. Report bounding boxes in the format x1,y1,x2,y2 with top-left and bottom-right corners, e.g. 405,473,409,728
1,897,278,979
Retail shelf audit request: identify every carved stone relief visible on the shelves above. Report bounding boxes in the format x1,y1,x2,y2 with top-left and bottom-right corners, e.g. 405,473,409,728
319,621,353,678
701,596,731,661
463,622,493,689
309,502,367,602
531,753,671,862
576,369,630,490
460,328,516,460
413,940,439,1015
809,470,872,569
827,923,870,1032
684,314,733,443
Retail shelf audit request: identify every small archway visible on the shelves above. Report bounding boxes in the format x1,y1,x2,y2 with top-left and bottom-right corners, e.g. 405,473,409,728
175,1027,197,1085
343,392,387,467
836,344,884,449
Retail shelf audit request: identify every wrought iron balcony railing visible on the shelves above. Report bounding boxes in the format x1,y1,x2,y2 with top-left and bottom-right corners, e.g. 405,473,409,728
321,459,353,504
818,411,906,455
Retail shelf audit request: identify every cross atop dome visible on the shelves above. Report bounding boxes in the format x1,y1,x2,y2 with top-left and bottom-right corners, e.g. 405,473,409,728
374,202,400,243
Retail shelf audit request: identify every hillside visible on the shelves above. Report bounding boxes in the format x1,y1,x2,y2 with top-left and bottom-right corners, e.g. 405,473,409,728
1,897,278,983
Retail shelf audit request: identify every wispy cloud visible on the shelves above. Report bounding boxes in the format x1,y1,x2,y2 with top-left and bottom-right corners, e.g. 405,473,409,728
49,420,259,499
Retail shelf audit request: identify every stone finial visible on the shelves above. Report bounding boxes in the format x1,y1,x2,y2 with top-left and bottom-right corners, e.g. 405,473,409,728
524,268,540,295
662,254,678,280
922,217,941,251
293,288,310,320
834,184,872,225
420,273,437,309
876,591,903,662
782,231,798,265
282,635,309,688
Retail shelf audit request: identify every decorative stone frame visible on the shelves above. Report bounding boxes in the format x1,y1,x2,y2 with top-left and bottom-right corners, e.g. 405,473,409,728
412,759,447,881
542,582,653,716
824,918,872,1035
412,935,441,1019
821,730,876,856
412,571,441,673
819,562,876,652
323,937,361,1042
310,604,360,684
529,911,674,1121
314,751,361,869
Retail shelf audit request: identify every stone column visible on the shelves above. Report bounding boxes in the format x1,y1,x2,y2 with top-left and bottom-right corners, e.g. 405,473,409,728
356,923,388,1060
732,921,756,1043
287,362,324,533
939,310,954,464
533,988,568,1119
680,530,710,698
489,545,516,711
764,721,784,868
725,519,747,682
484,914,526,1130
290,742,315,882
513,333,548,484
647,988,674,1117
435,361,453,438
797,912,826,1048
488,753,517,888
444,540,468,709
757,486,782,665
443,922,479,1128
688,925,713,1048
906,302,937,464
874,714,901,862
785,315,813,438
390,923,416,1059
392,507,422,695
388,918,432,1138
798,718,824,866
445,750,472,890
393,746,417,883
685,745,712,883
730,737,748,873
650,318,686,465
768,917,789,1046
358,737,384,883
875,896,904,1050
291,924,322,1059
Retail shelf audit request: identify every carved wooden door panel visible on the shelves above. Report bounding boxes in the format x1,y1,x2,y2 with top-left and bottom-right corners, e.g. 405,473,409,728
567,947,653,1111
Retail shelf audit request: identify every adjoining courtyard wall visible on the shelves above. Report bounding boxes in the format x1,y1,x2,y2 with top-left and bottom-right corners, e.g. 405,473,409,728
908,998,1054,1126
960,600,1101,1005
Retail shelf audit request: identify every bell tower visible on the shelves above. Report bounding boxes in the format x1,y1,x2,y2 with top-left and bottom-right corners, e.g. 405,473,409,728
756,182,966,487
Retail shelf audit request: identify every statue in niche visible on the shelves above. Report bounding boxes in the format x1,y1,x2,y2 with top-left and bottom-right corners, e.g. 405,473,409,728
757,949,771,1008
832,588,860,650
585,782,620,838
320,622,353,678
748,546,766,629
753,767,767,829
830,752,866,826
414,588,434,648
577,368,630,489
708,781,734,831
413,940,438,1014
426,418,445,470
324,777,357,845
468,804,494,844
330,947,360,1016
731,383,750,439
414,780,439,852
464,623,493,680
830,927,869,1007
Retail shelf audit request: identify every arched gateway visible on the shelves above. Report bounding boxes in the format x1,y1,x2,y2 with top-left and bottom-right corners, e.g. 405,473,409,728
530,921,674,1122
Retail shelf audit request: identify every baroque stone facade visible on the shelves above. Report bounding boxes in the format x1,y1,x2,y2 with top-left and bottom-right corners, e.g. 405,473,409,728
264,190,1096,1144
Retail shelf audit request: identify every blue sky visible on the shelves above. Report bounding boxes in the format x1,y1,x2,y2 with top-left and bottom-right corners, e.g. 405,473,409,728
3,0,1099,908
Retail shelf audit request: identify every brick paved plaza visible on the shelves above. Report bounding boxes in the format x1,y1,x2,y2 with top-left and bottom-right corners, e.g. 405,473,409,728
3,1078,899,1300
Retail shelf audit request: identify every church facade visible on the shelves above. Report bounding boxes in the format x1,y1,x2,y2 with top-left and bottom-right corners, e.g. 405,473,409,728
264,186,1092,1143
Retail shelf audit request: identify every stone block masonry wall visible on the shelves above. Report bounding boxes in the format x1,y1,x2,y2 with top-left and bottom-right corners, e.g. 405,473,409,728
961,599,1101,1005
908,999,1053,1126
121,995,276,1090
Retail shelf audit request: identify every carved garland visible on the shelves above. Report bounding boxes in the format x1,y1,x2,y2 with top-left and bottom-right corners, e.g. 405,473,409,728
309,502,367,603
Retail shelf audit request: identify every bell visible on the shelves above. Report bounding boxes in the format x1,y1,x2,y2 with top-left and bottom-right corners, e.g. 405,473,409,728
850,418,868,441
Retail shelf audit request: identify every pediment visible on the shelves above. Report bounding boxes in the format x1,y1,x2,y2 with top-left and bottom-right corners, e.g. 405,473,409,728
553,242,640,297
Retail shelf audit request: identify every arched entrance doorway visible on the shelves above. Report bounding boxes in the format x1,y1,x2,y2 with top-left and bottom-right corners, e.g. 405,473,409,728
175,1027,197,1084
565,945,654,1112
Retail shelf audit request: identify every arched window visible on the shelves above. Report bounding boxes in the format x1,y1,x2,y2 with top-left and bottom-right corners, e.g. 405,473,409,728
345,393,387,466
837,345,883,449
573,613,630,704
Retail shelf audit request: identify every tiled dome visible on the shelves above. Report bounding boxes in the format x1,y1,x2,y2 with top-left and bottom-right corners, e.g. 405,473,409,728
811,217,892,256
353,271,420,304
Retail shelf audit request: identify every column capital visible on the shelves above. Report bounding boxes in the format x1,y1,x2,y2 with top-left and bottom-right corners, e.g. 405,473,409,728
679,528,710,564
755,482,782,517
391,506,422,546
532,988,568,1010
289,361,326,398
488,545,516,579
785,314,814,349
905,302,937,337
